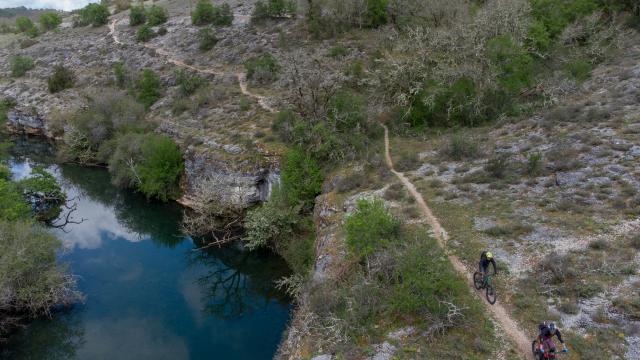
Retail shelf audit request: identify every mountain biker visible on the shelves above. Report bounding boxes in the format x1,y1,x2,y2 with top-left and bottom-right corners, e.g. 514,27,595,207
538,322,568,354
479,251,497,277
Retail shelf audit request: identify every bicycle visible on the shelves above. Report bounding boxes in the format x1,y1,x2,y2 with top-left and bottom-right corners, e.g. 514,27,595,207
532,338,569,359
473,271,496,304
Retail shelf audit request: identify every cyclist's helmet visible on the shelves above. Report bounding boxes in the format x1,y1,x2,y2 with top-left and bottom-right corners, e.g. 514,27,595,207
549,322,557,334
486,252,494,259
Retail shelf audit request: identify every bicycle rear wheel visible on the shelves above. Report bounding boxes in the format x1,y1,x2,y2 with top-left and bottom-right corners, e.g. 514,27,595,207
473,272,483,290
486,284,496,304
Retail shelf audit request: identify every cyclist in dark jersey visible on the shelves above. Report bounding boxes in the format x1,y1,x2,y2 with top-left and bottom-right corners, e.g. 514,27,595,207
479,251,497,276
538,322,568,354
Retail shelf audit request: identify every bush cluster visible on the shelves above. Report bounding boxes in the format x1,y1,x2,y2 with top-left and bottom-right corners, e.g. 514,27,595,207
39,12,62,31
131,4,169,27
74,3,110,27
192,0,234,26
198,27,218,51
136,24,156,42
135,69,162,109
345,198,400,261
175,70,206,97
252,0,296,21
47,65,75,93
10,55,34,77
15,16,38,38
244,53,280,83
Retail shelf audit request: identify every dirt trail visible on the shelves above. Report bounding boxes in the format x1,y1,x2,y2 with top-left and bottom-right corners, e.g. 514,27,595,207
108,18,275,113
381,124,531,359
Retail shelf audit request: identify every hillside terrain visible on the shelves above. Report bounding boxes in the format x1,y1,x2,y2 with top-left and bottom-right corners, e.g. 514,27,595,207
1,0,639,359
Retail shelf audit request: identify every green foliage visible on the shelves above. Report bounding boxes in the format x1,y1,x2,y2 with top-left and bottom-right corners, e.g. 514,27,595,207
75,3,110,27
198,27,218,51
0,220,72,323
175,70,206,97
136,23,156,42
345,198,400,260
17,167,66,221
565,59,593,82
136,134,183,201
243,187,300,250
530,0,600,38
252,0,297,21
0,98,16,125
527,20,552,53
244,53,280,83
408,78,481,128
47,65,75,93
365,0,388,28
113,61,129,88
135,69,162,109
281,148,323,208
329,45,348,57
129,5,146,26
0,179,30,221
146,5,168,26
15,16,34,33
192,0,215,25
391,239,470,317
487,35,535,94
10,55,34,77
526,152,544,177
272,92,377,162
439,133,480,160
39,12,62,31
63,92,147,163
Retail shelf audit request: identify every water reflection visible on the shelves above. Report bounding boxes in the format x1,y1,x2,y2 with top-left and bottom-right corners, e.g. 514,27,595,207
2,137,292,359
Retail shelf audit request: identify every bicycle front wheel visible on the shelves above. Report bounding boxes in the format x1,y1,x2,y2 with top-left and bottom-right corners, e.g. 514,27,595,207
473,272,483,290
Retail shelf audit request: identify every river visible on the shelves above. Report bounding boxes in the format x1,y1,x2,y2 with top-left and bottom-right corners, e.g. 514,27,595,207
0,137,292,360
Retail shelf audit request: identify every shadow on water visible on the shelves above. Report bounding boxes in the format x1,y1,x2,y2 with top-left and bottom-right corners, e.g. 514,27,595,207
1,136,292,360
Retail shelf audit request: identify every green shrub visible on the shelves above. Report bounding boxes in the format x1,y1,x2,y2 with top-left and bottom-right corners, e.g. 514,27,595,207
39,12,62,31
392,239,469,318
0,179,30,221
243,187,299,250
211,3,234,26
345,198,400,261
136,134,183,201
531,0,599,38
365,0,388,28
527,20,552,53
0,219,78,336
329,45,348,57
192,0,216,25
281,148,323,207
113,61,129,88
565,59,593,82
47,65,74,93
252,0,296,21
245,53,280,83
526,152,544,177
439,133,480,160
135,69,162,108
175,70,206,97
64,92,147,163
146,5,169,26
129,5,147,26
484,153,511,179
487,35,535,94
75,3,110,27
136,24,156,42
17,167,65,221
15,16,35,33
10,55,34,77
198,27,218,51
0,98,16,125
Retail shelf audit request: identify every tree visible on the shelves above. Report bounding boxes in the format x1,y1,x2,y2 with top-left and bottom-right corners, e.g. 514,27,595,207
10,55,34,77
15,16,34,33
47,65,75,93
75,3,110,27
39,12,62,31
129,5,146,26
136,135,183,201
146,5,169,26
280,148,323,208
192,0,216,25
135,69,162,108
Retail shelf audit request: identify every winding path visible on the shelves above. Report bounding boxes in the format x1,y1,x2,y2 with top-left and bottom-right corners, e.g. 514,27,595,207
108,18,275,113
381,124,531,359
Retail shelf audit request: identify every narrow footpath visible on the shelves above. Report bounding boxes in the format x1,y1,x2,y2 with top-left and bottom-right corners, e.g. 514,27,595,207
381,124,531,359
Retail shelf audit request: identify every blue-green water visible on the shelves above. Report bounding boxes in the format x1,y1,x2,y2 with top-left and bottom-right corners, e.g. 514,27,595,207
1,139,292,359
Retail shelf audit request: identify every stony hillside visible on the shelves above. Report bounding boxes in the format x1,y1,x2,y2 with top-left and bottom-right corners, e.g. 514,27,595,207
1,0,639,359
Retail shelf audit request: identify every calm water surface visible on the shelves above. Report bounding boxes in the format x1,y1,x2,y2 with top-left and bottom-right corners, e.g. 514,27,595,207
1,138,292,360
